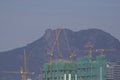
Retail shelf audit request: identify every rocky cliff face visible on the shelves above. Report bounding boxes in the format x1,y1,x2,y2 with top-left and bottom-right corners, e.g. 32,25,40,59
0,28,120,80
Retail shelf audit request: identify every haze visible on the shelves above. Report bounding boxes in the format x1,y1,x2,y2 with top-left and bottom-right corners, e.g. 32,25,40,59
0,0,120,52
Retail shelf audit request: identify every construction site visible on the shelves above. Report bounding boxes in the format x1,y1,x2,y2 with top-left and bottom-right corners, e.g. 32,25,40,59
1,29,116,80
42,55,106,80
41,29,114,80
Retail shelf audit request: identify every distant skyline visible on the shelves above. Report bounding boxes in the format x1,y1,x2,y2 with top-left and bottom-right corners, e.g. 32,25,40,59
0,0,120,52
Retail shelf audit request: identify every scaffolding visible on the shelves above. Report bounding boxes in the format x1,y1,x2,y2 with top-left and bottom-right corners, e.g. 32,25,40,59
42,60,77,80
77,55,106,80
42,55,106,80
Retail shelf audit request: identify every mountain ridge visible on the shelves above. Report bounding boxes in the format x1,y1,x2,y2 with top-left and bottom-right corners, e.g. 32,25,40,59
0,28,120,80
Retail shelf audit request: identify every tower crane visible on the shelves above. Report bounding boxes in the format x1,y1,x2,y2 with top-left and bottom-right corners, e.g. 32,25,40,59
21,49,29,80
95,49,116,55
80,44,96,57
1,49,34,80
47,29,61,80
63,29,76,61
84,44,97,57
80,44,116,57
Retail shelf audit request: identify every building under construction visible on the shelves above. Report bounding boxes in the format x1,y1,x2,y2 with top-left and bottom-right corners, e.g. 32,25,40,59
42,29,107,80
42,59,77,80
77,55,106,80
42,55,106,80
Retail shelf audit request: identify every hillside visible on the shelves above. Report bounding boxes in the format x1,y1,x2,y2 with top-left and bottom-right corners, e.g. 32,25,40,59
0,28,120,80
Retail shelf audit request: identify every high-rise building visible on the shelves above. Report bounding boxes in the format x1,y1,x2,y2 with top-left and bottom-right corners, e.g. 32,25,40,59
42,60,77,80
106,63,114,80
77,55,106,80
42,55,107,80
114,61,120,80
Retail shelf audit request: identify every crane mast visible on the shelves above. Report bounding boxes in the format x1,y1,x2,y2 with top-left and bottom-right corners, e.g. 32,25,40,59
47,29,61,80
1,49,33,80
22,49,28,80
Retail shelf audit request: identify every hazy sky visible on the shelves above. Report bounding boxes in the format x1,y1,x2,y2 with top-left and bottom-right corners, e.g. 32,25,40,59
0,0,120,52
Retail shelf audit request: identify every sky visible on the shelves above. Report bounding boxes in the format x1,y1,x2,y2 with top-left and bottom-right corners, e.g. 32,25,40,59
0,0,120,52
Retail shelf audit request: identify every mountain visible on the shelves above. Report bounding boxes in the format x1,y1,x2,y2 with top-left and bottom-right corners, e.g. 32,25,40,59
0,28,120,80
